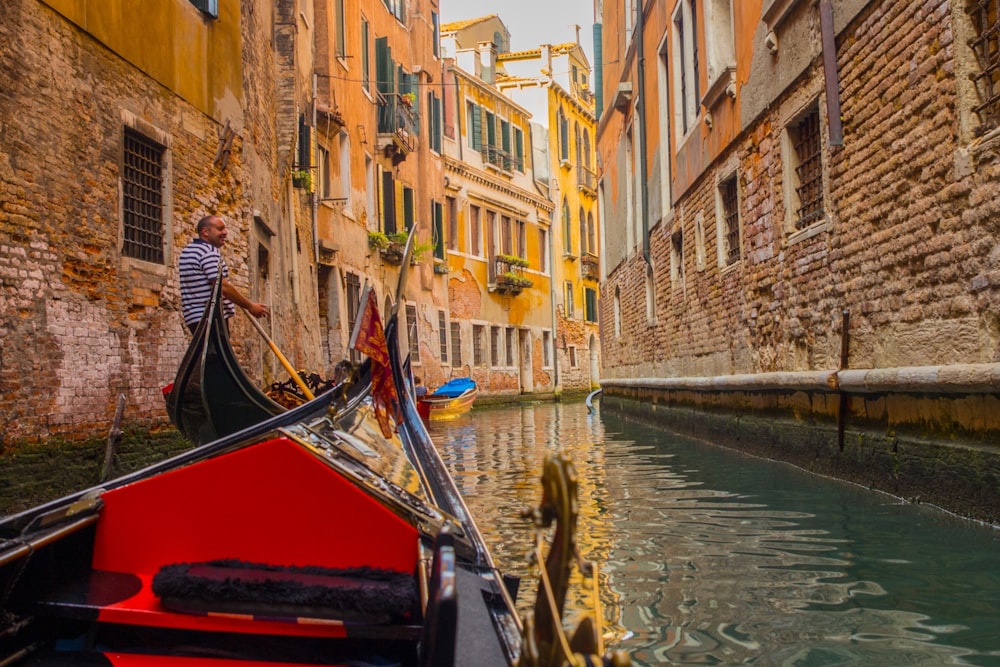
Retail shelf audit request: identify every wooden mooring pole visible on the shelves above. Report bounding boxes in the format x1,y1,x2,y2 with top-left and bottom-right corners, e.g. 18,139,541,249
101,393,126,482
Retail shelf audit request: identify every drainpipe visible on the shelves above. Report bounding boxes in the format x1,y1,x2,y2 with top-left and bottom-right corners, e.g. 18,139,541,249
636,3,650,264
311,74,320,291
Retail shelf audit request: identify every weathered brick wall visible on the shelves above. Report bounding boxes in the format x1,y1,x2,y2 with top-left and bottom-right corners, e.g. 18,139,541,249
603,0,1000,380
0,0,263,443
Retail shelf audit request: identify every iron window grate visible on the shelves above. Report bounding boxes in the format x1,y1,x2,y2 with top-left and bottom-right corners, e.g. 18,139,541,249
122,128,165,264
969,0,1000,133
721,177,740,265
793,109,824,230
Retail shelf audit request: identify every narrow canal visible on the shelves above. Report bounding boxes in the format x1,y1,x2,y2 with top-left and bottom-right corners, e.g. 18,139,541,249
428,399,1000,666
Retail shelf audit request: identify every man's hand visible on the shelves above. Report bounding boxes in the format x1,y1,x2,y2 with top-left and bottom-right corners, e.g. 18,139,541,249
247,302,270,319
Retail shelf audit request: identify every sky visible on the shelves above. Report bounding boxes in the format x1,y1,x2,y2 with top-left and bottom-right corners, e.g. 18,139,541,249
440,0,598,67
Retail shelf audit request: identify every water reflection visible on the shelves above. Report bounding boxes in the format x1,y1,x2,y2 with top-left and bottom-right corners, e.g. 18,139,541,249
429,400,1000,666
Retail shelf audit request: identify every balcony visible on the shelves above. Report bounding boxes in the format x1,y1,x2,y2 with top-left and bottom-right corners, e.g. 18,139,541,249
492,254,533,295
578,164,597,197
581,253,600,281
376,92,417,165
482,146,523,173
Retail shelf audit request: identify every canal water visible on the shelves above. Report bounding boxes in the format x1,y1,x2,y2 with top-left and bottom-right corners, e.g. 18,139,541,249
428,399,1000,666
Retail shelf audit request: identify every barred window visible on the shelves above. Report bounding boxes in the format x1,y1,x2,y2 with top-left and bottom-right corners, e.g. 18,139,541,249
122,128,165,264
542,331,552,367
406,303,420,363
473,324,485,366
438,310,448,363
490,325,501,367
969,0,1000,134
721,175,740,265
450,322,462,366
791,108,824,230
505,327,516,367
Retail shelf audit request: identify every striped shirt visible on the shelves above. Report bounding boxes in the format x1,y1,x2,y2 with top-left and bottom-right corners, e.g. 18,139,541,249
178,239,236,326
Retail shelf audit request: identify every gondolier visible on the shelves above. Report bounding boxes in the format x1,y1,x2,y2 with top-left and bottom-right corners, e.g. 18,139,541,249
179,214,269,334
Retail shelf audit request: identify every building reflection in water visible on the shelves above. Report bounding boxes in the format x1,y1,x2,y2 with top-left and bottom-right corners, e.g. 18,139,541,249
429,400,1000,667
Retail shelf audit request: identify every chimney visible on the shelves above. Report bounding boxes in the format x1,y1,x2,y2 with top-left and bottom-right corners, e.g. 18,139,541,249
477,41,497,84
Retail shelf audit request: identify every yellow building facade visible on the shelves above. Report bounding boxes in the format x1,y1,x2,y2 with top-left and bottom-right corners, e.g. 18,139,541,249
439,16,557,396
498,41,602,391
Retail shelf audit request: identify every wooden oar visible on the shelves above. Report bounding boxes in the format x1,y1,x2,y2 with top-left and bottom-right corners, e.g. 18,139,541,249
244,314,315,401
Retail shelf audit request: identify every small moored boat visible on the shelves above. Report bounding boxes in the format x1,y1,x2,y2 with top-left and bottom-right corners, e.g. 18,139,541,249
418,377,478,421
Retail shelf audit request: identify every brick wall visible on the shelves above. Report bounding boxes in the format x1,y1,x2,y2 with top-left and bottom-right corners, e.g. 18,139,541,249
603,0,1000,381
0,0,267,443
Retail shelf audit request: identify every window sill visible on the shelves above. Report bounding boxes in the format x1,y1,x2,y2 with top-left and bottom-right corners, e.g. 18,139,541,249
786,215,833,245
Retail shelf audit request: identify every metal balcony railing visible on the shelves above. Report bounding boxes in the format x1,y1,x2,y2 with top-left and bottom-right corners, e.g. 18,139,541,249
376,91,417,154
578,164,597,194
482,145,523,173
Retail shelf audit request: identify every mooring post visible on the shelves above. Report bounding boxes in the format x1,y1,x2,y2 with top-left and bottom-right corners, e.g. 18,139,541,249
101,393,126,482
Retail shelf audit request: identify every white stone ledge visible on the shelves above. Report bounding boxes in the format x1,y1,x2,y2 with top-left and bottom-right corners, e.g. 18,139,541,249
601,363,1000,396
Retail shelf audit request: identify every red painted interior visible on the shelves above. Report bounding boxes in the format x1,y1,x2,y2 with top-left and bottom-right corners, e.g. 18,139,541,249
93,437,418,576
106,653,348,667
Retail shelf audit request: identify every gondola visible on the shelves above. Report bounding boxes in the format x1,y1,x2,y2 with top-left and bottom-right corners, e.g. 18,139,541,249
163,272,367,445
417,377,478,421
0,234,630,667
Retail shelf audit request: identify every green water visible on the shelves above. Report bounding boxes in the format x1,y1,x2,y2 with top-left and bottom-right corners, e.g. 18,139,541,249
429,400,1000,666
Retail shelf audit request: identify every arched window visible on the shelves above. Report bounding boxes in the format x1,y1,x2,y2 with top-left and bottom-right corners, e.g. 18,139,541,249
579,206,587,255
562,198,572,254
587,212,596,256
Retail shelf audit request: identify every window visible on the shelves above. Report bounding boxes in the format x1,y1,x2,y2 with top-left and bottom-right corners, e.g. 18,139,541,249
467,102,483,151
470,205,482,256
438,311,448,363
501,215,512,255
719,174,741,265
446,196,458,251
564,281,575,318
568,345,578,368
382,0,404,23
579,207,588,255
361,19,371,92
558,109,569,161
538,228,549,273
513,127,525,171
671,231,684,285
516,220,526,258
703,0,736,108
587,212,596,257
505,327,516,367
787,105,825,231
584,287,598,323
624,0,638,44
473,324,485,366
432,11,440,59
403,186,414,231
317,145,331,200
428,92,442,153
490,325,502,366
694,210,706,270
672,0,700,136
432,200,444,260
969,1,1000,133
450,321,462,366
346,273,361,364
338,131,352,206
542,331,552,367
406,303,420,363
189,0,218,18
381,169,396,234
122,128,165,264
335,0,346,58
562,199,572,254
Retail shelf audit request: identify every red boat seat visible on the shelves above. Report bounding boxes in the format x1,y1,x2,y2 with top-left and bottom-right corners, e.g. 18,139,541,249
37,437,421,639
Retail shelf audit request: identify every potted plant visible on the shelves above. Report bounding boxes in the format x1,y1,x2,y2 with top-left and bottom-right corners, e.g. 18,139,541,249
367,230,390,250
292,169,312,190
496,253,529,268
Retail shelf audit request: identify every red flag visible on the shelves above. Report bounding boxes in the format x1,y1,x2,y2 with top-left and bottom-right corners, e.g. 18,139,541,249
352,288,399,437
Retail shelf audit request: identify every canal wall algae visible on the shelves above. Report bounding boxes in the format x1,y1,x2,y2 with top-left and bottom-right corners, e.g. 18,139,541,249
602,362,1000,525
